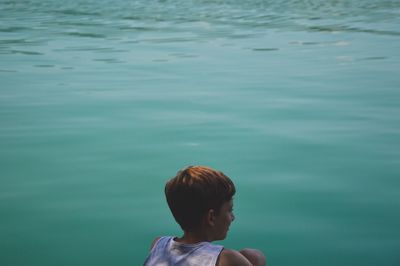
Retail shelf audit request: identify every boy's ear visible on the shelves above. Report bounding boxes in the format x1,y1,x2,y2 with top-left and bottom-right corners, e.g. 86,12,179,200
206,209,216,226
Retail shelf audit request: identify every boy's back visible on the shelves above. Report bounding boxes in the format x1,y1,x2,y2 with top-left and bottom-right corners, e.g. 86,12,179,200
144,236,223,265
145,236,265,266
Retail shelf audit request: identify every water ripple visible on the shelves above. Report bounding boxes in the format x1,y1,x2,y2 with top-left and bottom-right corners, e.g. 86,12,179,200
252,48,279,52
65,32,106,38
308,25,400,36
0,26,30,32
11,50,43,55
53,9,101,17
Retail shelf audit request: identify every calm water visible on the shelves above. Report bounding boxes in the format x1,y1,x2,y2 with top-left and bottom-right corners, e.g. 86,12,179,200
1,0,400,265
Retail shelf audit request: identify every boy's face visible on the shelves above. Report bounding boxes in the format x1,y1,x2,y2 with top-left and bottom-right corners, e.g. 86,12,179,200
213,198,235,241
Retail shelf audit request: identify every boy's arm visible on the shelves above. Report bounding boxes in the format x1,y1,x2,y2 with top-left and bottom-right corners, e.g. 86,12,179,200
218,248,266,266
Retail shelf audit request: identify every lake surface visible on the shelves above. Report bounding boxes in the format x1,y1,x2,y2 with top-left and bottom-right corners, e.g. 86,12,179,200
1,0,400,265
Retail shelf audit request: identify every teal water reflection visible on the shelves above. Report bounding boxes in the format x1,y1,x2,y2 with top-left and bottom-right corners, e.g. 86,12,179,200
1,0,400,265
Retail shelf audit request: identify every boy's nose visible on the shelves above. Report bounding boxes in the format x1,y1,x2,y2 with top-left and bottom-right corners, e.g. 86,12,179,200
231,213,235,222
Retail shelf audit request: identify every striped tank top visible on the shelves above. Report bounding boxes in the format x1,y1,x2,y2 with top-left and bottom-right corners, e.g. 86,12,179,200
144,236,224,266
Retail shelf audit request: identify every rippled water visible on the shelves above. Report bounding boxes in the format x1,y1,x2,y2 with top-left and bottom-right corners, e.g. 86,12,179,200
1,0,400,265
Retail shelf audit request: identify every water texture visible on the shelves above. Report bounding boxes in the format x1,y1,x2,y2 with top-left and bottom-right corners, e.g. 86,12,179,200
1,0,400,265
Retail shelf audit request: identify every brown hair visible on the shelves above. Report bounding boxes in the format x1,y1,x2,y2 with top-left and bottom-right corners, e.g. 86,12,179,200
165,166,236,232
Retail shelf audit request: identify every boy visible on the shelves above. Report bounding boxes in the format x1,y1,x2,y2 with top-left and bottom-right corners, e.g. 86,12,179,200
144,166,266,266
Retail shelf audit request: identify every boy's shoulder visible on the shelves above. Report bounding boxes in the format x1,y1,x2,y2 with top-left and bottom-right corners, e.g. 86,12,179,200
217,248,252,266
149,237,162,250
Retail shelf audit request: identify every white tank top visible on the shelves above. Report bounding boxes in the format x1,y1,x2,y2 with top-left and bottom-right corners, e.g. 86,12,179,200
144,236,224,266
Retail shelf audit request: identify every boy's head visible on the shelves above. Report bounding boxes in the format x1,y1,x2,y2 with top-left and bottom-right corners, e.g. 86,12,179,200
165,166,236,233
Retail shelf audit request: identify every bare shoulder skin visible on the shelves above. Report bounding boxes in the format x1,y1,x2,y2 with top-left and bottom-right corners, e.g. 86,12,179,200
217,249,252,266
239,249,266,266
217,248,266,266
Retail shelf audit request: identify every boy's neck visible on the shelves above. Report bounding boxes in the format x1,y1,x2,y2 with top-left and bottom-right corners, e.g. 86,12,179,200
175,229,213,244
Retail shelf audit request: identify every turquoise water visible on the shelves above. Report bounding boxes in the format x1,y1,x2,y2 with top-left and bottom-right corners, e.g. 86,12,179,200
1,0,400,265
